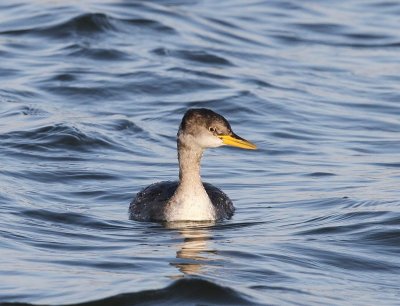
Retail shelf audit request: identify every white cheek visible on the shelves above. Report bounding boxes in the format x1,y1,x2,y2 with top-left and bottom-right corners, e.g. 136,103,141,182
197,134,223,148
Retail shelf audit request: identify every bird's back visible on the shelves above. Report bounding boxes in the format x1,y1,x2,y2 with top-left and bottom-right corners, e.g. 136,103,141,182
129,181,234,221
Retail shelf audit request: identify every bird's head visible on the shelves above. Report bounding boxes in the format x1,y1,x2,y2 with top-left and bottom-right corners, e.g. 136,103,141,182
178,108,257,150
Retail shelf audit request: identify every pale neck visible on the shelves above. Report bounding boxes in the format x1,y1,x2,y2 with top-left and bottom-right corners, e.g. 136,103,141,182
165,139,214,222
177,140,204,189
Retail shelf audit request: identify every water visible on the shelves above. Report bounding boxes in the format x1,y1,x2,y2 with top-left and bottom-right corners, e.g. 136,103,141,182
1,0,400,305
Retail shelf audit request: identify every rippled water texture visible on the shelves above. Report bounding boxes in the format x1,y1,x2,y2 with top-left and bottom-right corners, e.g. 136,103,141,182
1,0,400,305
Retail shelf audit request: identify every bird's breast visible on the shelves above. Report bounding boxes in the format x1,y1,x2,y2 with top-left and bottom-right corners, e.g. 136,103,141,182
165,186,216,221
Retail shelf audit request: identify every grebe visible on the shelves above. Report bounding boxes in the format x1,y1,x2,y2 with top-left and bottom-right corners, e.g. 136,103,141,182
129,108,256,222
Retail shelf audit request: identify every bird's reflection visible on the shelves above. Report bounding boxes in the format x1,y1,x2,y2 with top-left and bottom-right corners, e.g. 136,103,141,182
165,221,216,276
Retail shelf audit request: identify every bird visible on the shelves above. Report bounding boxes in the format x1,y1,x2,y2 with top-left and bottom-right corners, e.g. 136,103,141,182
129,108,256,222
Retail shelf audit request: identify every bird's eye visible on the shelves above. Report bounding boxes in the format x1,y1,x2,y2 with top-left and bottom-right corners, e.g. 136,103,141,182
209,127,216,133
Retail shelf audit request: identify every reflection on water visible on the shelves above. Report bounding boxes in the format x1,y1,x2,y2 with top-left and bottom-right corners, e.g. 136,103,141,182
166,221,215,276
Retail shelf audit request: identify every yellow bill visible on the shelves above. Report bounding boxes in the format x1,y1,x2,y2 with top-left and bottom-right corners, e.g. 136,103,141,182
219,134,257,150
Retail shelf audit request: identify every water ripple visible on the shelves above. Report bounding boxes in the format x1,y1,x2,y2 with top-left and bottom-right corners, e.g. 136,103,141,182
72,278,257,306
1,0,400,305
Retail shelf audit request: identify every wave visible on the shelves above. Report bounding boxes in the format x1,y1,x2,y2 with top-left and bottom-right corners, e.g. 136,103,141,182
153,47,233,66
0,12,176,39
0,105,145,153
0,122,113,152
0,278,258,306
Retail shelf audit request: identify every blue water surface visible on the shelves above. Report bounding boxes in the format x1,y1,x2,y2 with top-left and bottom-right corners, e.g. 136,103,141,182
0,0,400,305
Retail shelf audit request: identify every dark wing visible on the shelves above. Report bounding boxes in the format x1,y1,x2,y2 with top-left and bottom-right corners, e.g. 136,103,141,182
129,181,235,222
203,182,235,220
129,181,178,221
